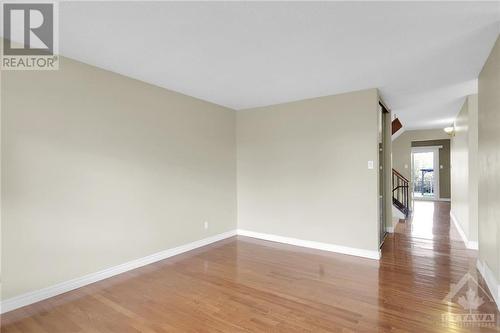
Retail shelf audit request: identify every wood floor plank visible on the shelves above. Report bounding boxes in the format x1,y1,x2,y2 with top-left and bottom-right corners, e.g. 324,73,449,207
2,201,499,332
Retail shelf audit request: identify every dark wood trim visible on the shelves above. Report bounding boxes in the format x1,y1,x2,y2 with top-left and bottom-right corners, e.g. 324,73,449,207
392,117,403,135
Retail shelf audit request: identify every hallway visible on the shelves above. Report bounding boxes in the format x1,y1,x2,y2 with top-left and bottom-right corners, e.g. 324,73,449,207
383,200,499,331
1,201,499,332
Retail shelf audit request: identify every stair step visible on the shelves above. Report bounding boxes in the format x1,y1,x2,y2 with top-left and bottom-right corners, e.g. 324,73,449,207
392,198,409,217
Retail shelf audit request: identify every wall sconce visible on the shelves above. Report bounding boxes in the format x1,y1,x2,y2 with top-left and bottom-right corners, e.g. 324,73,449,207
444,126,455,136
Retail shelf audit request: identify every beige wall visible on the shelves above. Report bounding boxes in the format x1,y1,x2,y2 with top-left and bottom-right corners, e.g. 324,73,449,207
478,36,500,281
468,95,479,245
1,57,237,299
392,129,451,201
237,89,381,252
451,95,478,244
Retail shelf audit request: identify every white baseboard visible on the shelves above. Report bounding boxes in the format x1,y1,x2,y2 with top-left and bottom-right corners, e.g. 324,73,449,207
386,227,394,233
450,211,478,250
237,229,381,260
0,230,237,314
477,259,500,311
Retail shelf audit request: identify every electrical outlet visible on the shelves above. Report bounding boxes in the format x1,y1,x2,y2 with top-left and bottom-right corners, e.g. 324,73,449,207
204,221,209,230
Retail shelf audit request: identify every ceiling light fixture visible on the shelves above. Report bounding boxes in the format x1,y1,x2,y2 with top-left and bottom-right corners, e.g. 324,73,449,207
444,126,455,136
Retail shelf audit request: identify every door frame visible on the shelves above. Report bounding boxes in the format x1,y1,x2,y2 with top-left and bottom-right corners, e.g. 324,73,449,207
410,146,441,201
378,102,390,247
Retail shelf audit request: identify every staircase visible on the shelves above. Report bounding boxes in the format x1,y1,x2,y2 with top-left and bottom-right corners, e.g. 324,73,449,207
392,168,410,217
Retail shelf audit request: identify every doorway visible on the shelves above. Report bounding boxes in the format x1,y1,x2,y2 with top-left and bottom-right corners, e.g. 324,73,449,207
411,147,440,200
378,102,390,247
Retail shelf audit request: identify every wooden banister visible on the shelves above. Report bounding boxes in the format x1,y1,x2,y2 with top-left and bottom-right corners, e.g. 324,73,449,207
392,168,410,218
392,168,409,183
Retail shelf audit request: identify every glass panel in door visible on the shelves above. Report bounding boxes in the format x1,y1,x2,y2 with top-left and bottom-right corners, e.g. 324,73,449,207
412,151,437,199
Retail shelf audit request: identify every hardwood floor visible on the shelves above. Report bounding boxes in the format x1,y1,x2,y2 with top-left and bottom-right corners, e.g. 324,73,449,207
2,201,499,332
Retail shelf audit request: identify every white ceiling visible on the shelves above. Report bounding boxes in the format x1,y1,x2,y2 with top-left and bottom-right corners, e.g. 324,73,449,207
57,2,500,129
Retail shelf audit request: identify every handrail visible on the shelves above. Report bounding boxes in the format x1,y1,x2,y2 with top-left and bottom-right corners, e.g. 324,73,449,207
392,185,408,192
392,168,409,183
392,168,410,217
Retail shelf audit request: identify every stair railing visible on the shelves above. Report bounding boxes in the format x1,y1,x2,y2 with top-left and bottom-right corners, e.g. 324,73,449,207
392,169,410,217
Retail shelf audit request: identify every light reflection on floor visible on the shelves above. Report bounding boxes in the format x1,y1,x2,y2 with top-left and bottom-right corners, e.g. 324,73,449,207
410,200,436,239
